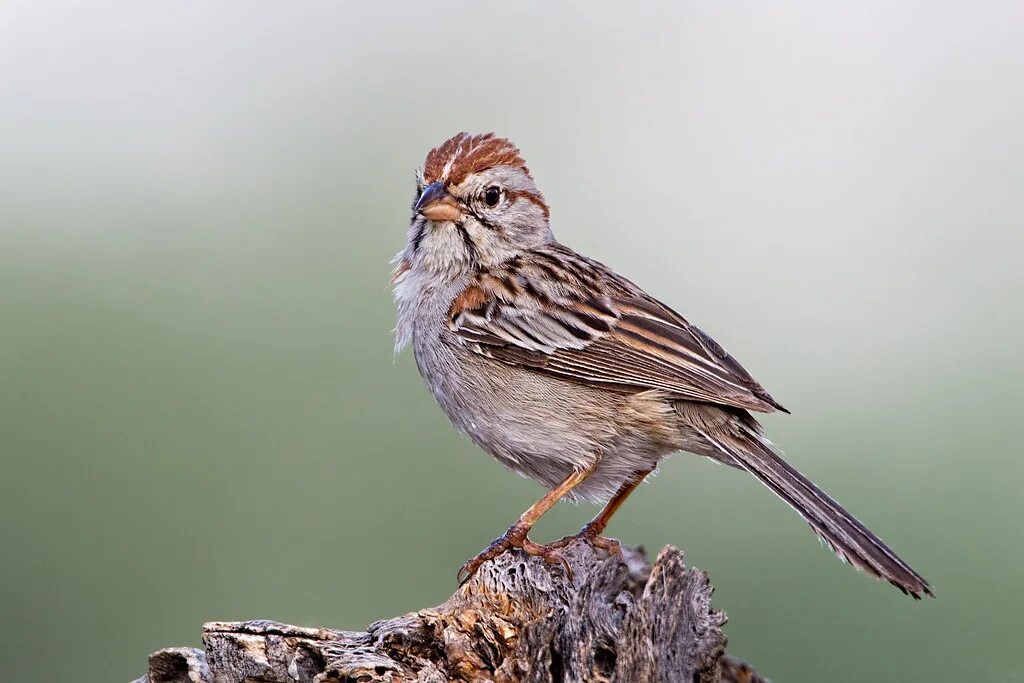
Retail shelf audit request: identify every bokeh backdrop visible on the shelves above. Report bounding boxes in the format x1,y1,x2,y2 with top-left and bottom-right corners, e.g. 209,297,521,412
2,2,1022,681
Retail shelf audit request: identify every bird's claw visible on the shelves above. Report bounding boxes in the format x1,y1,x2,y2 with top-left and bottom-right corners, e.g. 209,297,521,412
545,522,622,555
457,524,526,585
457,524,573,585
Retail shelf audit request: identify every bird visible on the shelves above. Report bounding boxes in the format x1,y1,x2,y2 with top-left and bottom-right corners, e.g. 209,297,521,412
391,132,932,598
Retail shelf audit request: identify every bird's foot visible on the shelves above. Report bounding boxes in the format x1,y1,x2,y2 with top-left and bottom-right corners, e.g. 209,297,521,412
457,523,572,585
546,521,622,555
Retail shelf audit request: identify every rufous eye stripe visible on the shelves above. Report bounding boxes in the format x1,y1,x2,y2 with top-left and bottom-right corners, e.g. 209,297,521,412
505,189,550,219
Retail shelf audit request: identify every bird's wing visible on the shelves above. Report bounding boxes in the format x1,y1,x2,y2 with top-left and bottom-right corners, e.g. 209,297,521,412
448,244,786,413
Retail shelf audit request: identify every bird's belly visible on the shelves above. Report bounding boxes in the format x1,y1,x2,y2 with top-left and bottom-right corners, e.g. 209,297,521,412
413,330,677,502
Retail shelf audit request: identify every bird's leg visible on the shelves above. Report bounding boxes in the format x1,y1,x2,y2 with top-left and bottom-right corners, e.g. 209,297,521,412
458,466,595,585
546,468,654,555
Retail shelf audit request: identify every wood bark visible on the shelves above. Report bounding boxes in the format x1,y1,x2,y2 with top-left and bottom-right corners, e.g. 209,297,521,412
131,541,765,682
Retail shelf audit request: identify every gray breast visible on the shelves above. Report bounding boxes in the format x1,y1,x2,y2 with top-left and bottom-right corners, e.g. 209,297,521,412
408,283,671,502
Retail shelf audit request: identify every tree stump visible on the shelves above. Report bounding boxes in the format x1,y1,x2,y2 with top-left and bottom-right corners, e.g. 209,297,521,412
131,541,765,682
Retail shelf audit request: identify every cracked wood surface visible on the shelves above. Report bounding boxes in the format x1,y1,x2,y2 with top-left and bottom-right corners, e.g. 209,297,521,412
132,542,765,682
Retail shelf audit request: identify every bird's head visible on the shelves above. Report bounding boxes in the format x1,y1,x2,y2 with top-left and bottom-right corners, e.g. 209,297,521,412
401,133,552,277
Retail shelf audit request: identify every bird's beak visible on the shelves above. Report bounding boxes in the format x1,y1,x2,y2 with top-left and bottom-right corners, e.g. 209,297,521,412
415,181,463,222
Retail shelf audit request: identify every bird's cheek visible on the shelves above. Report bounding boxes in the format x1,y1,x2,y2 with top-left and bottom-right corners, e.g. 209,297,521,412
466,222,495,243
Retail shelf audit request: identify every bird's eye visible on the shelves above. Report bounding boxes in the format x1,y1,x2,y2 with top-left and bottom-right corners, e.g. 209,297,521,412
483,186,501,207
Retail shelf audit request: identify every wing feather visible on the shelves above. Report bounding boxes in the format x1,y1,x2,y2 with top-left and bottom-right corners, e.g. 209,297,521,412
448,244,787,413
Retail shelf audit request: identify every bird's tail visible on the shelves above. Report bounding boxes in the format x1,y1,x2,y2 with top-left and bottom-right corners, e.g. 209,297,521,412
700,421,933,598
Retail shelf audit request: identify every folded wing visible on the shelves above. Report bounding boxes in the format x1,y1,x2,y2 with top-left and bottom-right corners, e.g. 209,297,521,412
448,244,786,414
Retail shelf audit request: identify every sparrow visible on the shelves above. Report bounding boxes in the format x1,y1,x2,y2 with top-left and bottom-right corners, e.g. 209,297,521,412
391,132,932,598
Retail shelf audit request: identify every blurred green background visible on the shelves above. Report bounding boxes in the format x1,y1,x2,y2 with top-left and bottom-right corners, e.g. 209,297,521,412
1,2,1021,681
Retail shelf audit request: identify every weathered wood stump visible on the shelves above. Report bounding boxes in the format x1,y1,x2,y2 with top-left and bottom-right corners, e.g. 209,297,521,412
132,541,764,682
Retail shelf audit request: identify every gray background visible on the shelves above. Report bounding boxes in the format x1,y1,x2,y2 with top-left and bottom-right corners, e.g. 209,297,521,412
2,2,1021,681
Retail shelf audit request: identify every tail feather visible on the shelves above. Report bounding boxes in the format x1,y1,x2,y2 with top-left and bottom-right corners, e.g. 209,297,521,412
699,423,933,599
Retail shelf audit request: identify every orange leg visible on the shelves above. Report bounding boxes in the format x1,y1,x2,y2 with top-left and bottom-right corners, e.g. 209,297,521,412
547,468,654,554
458,466,595,585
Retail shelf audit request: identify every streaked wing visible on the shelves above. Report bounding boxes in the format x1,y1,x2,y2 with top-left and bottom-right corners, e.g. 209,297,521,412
448,244,786,413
